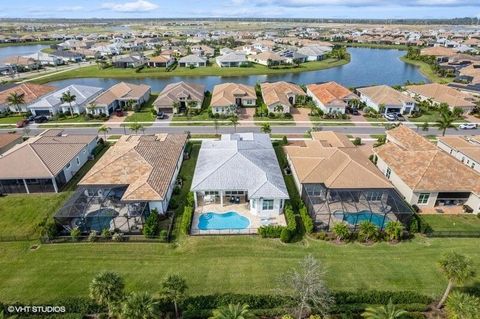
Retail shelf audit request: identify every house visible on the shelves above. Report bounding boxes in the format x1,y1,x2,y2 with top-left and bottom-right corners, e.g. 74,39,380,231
0,130,98,194
178,54,207,67
284,131,413,230
153,81,205,114
89,82,151,116
420,46,458,62
211,83,256,115
28,85,104,116
3,56,40,71
191,45,215,57
112,55,146,68
24,52,64,66
79,134,187,215
216,52,248,67
374,125,480,213
248,51,286,66
307,81,358,114
437,135,480,173
279,50,307,64
260,81,305,114
0,83,56,112
357,85,416,115
0,133,22,154
190,133,289,231
51,50,85,63
297,45,331,61
405,83,477,114
147,55,175,68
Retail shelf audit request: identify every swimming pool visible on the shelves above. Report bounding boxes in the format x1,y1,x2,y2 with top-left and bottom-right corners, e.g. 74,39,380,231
198,212,250,230
84,208,118,232
333,210,390,228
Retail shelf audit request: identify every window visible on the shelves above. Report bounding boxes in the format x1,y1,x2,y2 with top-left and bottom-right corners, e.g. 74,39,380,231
417,193,430,205
205,191,218,196
366,191,382,201
226,191,244,195
386,167,391,179
76,157,80,165
66,162,71,169
306,184,322,196
252,200,256,209
262,199,274,210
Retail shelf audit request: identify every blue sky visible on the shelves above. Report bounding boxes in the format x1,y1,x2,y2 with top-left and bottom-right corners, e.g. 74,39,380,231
1,0,480,19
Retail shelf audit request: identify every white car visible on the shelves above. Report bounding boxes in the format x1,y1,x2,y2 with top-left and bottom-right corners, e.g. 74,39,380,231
459,123,477,130
384,113,397,121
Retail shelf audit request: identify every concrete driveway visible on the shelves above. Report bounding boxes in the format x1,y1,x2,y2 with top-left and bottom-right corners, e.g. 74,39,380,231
291,107,310,124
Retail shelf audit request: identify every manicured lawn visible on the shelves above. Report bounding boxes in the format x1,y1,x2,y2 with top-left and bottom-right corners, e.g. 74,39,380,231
400,56,454,84
0,115,25,124
0,193,71,239
33,58,350,84
421,214,480,232
124,94,158,123
408,110,465,124
0,236,479,303
49,115,94,123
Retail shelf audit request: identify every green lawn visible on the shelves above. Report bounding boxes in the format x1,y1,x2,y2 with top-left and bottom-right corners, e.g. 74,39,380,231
33,58,350,84
408,110,465,123
400,56,454,84
0,115,25,124
124,94,158,123
0,236,479,303
421,214,480,232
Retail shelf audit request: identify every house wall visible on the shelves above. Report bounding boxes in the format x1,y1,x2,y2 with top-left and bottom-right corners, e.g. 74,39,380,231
375,155,415,204
61,138,98,185
359,93,415,115
267,102,290,114
249,198,284,216
437,140,480,173
307,88,345,114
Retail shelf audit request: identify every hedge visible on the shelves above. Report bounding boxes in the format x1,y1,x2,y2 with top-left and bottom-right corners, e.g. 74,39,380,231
299,204,314,234
258,225,285,238
284,203,297,232
180,205,194,235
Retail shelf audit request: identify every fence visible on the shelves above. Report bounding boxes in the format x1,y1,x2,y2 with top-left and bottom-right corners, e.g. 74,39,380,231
41,234,170,244
190,228,259,236
425,231,480,238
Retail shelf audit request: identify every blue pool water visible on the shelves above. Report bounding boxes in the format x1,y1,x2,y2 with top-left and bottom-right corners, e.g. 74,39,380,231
333,210,390,228
198,212,250,230
85,209,118,232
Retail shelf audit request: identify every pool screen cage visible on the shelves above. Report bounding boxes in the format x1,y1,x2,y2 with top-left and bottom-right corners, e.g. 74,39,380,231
54,186,150,234
302,186,414,231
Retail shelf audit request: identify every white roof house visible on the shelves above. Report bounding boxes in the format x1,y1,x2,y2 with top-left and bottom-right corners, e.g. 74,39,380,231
191,133,289,218
297,45,332,61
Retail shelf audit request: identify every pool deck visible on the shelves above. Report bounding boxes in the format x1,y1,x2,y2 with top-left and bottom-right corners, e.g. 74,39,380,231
191,203,286,235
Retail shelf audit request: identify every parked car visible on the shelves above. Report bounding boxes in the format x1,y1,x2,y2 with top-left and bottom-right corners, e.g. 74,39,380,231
351,108,360,116
459,123,477,130
16,119,29,128
27,115,35,122
156,111,165,119
34,115,48,123
115,108,124,117
384,113,397,121
395,113,406,121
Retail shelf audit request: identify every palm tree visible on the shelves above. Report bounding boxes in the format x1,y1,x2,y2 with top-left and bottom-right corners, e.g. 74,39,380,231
437,252,475,308
274,104,284,113
435,111,457,136
384,221,403,241
210,303,253,319
125,99,137,111
445,291,480,319
332,222,350,241
160,274,188,319
89,271,125,317
128,122,144,135
229,116,239,133
6,92,25,114
121,292,158,319
260,123,271,134
60,91,77,118
98,125,111,140
361,299,407,319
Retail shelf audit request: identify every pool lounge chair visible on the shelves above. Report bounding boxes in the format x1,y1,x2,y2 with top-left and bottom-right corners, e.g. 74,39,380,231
235,196,240,204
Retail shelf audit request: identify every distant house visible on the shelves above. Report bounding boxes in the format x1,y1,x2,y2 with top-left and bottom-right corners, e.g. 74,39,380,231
178,54,207,67
405,83,477,114
0,133,22,154
307,81,358,114
28,85,104,116
0,83,56,113
147,55,175,68
279,50,307,64
357,85,416,115
3,56,40,71
437,135,480,173
153,81,205,114
89,82,151,116
260,81,305,114
112,55,146,68
297,45,332,61
216,52,248,68
52,50,85,63
0,130,98,194
420,46,457,62
248,52,286,66
211,83,256,115
191,45,215,57
24,52,64,66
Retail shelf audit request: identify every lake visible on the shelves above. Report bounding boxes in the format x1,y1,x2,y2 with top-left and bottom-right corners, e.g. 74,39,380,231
47,48,429,91
0,44,49,60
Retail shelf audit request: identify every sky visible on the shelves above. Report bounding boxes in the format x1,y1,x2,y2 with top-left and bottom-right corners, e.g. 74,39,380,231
1,0,480,19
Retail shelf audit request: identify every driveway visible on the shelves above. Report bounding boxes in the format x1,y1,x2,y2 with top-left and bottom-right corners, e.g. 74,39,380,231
106,111,133,123
291,107,310,125
238,108,255,122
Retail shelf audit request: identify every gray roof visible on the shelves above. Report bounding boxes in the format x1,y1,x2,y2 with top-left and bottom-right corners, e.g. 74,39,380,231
216,52,247,63
179,54,207,63
297,45,331,57
191,133,289,199
28,85,103,109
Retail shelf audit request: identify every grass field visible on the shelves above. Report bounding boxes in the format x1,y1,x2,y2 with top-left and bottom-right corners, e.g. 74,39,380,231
0,236,479,303
124,94,158,123
0,115,24,124
421,214,480,232
400,57,454,84
33,58,350,84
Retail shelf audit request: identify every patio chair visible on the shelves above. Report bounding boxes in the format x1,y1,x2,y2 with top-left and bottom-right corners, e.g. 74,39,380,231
229,196,235,204
235,196,240,204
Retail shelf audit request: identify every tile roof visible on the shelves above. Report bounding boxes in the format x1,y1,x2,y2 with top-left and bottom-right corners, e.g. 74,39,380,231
0,130,97,179
148,55,173,63
307,81,357,106
420,46,457,57
0,133,22,151
0,83,56,106
178,54,207,63
80,134,187,202
211,83,256,107
153,81,205,107
438,135,480,164
357,85,415,106
284,132,392,189
260,81,305,107
406,83,477,109
191,133,289,199
28,85,103,110
92,82,150,106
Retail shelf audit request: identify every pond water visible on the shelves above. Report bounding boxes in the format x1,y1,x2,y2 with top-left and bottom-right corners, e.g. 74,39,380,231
47,47,429,91
0,44,49,60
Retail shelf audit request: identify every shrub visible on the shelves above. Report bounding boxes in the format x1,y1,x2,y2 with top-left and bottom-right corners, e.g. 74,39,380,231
112,233,124,242
159,230,168,242
186,192,195,207
70,227,81,241
143,209,160,238
87,230,98,242
332,222,350,241
181,206,194,235
358,221,379,242
40,221,59,239
283,203,297,232
385,221,404,241
282,135,288,145
299,204,314,234
101,229,111,239
168,197,179,210
352,137,362,146
280,228,293,243
258,225,285,238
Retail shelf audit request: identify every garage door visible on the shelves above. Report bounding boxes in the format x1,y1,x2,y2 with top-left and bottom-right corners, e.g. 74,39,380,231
34,110,51,116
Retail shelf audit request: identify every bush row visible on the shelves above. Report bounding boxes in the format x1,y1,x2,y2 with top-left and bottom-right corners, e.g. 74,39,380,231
299,204,314,234
281,203,298,242
180,206,194,235
258,225,285,238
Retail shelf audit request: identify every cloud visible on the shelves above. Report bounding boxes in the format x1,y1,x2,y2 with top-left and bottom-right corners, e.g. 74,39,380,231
101,0,159,12
249,0,480,7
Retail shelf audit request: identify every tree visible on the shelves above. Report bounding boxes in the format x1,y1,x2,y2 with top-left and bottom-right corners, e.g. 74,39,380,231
128,122,144,135
60,91,77,118
89,271,125,316
121,292,159,319
274,104,284,113
260,123,271,134
98,125,110,141
361,298,407,319
210,303,253,319
280,255,334,319
384,221,403,241
126,99,137,111
435,111,457,136
229,115,239,133
6,92,25,114
437,252,475,308
445,291,480,319
160,274,188,319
